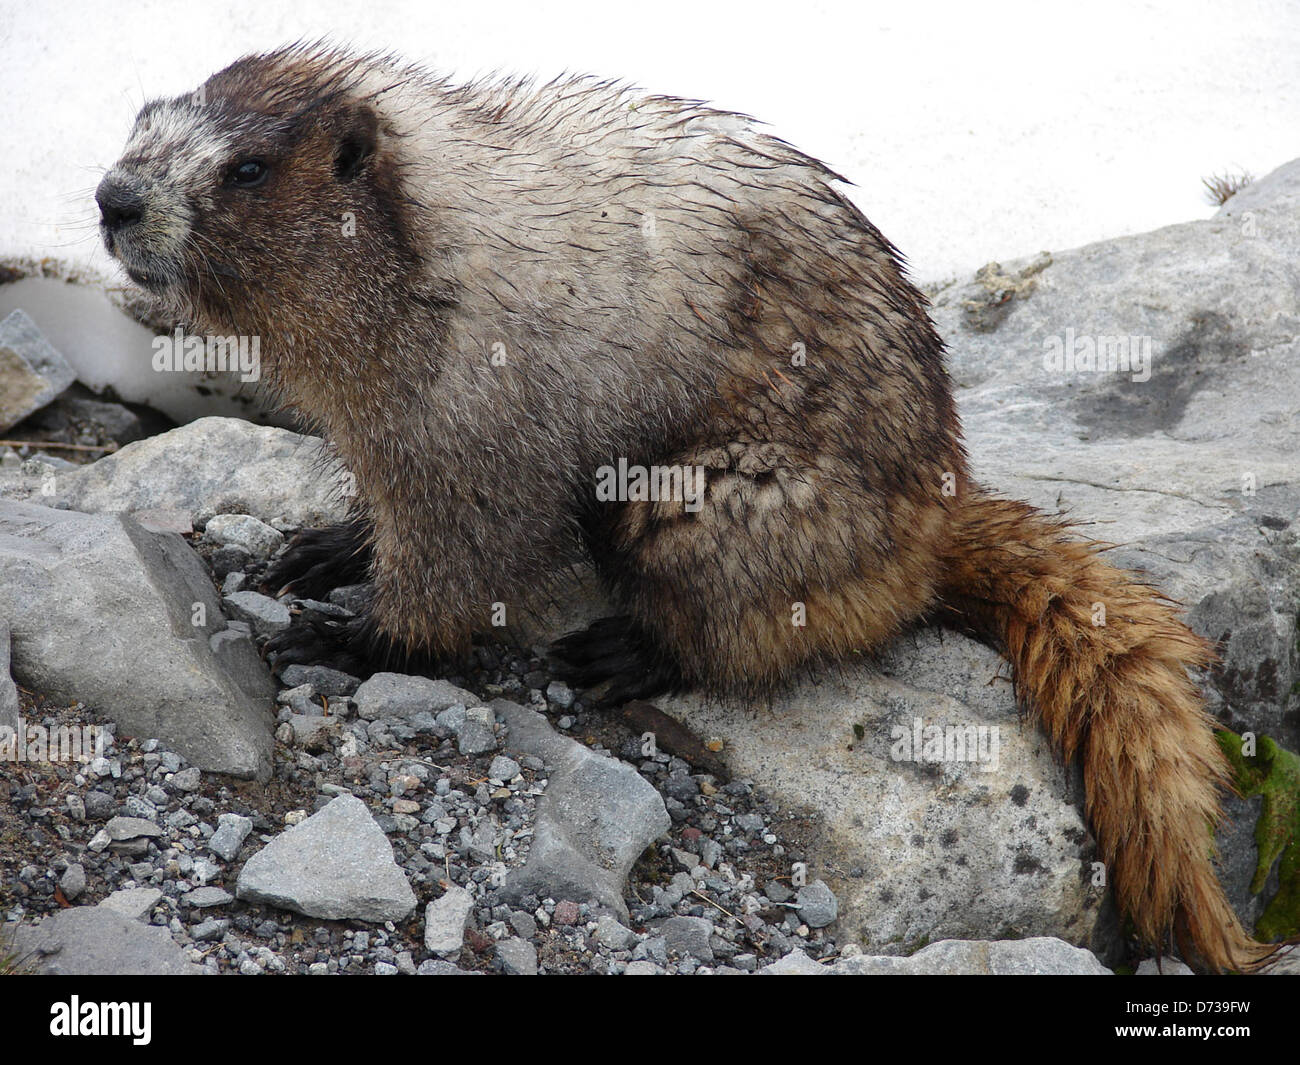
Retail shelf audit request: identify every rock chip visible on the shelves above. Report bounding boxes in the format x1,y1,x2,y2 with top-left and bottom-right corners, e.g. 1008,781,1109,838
495,936,538,975
208,813,253,862
204,513,284,559
424,884,475,954
98,887,163,921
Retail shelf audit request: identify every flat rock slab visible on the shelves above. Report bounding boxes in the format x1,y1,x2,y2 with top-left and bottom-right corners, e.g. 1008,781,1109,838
24,416,349,527
0,309,75,433
658,630,1105,955
98,887,163,921
353,673,479,722
761,937,1111,975
0,500,274,780
4,905,201,975
236,795,417,922
930,158,1300,751
493,699,670,920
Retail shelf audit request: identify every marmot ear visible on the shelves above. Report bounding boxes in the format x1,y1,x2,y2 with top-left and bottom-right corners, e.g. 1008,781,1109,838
334,104,378,183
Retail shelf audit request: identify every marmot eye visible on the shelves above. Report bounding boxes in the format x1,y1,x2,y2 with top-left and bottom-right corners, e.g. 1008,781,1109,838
229,159,269,187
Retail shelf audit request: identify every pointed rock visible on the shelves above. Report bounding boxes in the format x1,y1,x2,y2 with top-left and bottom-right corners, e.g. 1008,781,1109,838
236,795,416,922
492,699,669,920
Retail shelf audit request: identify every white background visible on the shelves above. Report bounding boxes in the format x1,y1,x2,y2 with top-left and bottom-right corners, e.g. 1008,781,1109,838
2,0,1297,284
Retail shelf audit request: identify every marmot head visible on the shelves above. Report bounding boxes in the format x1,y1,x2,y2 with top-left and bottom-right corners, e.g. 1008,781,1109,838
96,46,417,333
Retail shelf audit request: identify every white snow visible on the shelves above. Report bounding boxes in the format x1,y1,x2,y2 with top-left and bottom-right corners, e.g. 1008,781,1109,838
3,0,1299,285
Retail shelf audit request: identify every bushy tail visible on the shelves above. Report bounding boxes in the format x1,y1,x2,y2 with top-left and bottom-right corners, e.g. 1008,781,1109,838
938,489,1281,972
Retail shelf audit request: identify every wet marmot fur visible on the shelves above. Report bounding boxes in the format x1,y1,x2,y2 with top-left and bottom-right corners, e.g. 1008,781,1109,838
97,44,1280,972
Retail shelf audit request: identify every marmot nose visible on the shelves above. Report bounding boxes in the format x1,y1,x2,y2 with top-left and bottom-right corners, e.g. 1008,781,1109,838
96,176,145,232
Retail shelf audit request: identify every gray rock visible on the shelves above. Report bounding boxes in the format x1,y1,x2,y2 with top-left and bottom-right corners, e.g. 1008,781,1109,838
5,905,200,975
222,591,291,636
1135,957,1195,975
353,673,479,722
661,915,714,962
59,863,86,902
758,949,826,975
286,714,342,751
594,914,636,951
83,790,116,820
488,755,521,782
795,880,839,929
52,393,144,446
545,680,575,708
436,704,467,733
624,960,661,975
37,417,349,527
417,959,481,975
928,162,1300,753
185,886,233,908
424,884,475,954
0,500,275,780
98,887,162,921
0,309,76,433
494,699,670,921
327,584,372,615
495,937,539,975
651,632,1104,956
813,938,1113,975
236,795,416,921
208,813,253,862
191,918,229,942
168,767,201,793
204,513,284,559
104,816,164,841
508,910,538,940
457,706,498,755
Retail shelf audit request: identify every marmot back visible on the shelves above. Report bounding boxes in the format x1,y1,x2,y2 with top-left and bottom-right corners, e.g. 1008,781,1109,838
97,44,1284,972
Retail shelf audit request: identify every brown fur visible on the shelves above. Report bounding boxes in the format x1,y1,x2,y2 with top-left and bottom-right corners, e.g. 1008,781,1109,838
96,44,1283,971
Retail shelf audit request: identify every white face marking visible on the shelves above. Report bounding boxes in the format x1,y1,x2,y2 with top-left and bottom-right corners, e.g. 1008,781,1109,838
103,98,239,284
125,99,235,191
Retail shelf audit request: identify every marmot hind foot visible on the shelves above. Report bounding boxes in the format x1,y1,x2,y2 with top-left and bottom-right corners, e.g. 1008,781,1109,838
550,614,683,707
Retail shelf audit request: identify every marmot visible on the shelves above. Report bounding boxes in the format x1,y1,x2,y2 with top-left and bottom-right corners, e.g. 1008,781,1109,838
96,44,1280,972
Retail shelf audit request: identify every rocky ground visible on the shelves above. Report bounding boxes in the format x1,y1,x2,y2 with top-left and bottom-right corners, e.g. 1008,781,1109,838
1,513,850,975
2,161,1300,976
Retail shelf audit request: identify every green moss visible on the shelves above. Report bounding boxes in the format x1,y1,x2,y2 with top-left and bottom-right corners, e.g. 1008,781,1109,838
1215,729,1300,940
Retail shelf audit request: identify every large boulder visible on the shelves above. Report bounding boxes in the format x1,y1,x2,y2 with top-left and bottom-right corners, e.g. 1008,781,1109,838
0,499,275,779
